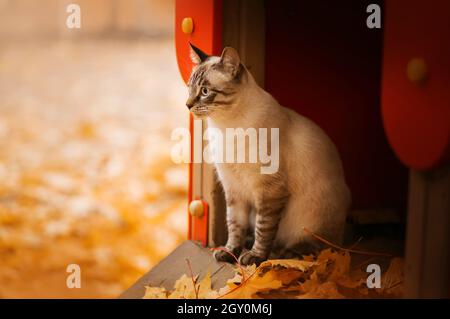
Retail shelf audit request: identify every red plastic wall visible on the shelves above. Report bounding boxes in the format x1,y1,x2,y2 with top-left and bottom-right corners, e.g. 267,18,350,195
265,0,408,211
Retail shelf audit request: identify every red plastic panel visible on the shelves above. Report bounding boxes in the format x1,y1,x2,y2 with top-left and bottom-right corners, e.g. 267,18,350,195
381,0,450,171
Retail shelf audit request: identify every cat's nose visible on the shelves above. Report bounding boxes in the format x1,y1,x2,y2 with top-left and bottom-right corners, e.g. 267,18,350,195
186,100,194,110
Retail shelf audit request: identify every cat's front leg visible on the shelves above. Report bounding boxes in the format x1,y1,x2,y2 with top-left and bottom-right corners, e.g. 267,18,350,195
214,201,249,263
239,195,287,266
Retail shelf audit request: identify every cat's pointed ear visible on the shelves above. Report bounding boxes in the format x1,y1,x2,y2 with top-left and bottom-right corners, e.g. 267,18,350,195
220,47,241,76
189,43,209,65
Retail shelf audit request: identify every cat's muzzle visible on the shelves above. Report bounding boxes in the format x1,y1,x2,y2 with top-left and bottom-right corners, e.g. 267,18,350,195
191,106,210,117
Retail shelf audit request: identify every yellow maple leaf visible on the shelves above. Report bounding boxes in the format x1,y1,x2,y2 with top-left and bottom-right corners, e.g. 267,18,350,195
221,264,257,288
143,286,167,299
197,272,219,299
166,271,218,299
328,251,351,281
168,274,198,299
299,270,320,294
271,268,305,286
380,257,403,297
316,248,335,262
298,281,345,299
260,259,318,271
222,270,283,299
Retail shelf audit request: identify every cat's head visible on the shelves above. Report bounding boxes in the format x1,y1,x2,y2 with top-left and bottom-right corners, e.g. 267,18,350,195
186,43,244,118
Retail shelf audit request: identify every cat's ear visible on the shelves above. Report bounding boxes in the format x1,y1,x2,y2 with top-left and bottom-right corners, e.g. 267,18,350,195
189,43,209,65
220,47,241,76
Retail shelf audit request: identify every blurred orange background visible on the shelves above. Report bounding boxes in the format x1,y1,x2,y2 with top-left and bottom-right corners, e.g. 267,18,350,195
0,0,189,298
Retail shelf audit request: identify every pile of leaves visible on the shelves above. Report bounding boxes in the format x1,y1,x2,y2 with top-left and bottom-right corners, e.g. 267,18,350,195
143,249,404,299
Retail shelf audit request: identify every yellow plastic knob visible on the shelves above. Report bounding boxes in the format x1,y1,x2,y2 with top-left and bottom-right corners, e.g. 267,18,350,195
189,200,204,217
181,17,194,34
407,58,427,85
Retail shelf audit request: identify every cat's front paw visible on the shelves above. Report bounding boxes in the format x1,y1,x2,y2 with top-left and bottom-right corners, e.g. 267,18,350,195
238,250,266,266
213,246,242,263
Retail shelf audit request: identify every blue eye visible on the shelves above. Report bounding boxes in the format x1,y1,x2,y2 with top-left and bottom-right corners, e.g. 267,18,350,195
201,87,210,96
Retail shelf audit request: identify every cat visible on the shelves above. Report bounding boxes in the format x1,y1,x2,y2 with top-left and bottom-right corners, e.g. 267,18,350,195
186,43,351,266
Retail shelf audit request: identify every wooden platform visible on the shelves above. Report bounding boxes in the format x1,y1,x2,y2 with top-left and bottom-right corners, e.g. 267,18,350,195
120,240,236,299
120,224,406,299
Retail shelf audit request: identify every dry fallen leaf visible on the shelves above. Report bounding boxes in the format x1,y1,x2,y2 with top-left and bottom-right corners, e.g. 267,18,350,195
381,257,404,297
197,272,220,299
223,270,283,299
168,274,199,299
260,259,317,271
166,272,218,299
143,286,167,299
298,281,345,299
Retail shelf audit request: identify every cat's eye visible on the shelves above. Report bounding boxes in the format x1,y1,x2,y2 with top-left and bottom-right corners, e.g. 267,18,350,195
201,87,210,96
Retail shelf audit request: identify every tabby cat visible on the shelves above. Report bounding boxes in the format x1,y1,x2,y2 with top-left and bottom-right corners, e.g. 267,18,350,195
186,44,351,266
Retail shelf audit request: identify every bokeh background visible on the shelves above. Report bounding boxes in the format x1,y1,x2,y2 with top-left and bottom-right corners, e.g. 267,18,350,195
0,0,189,298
